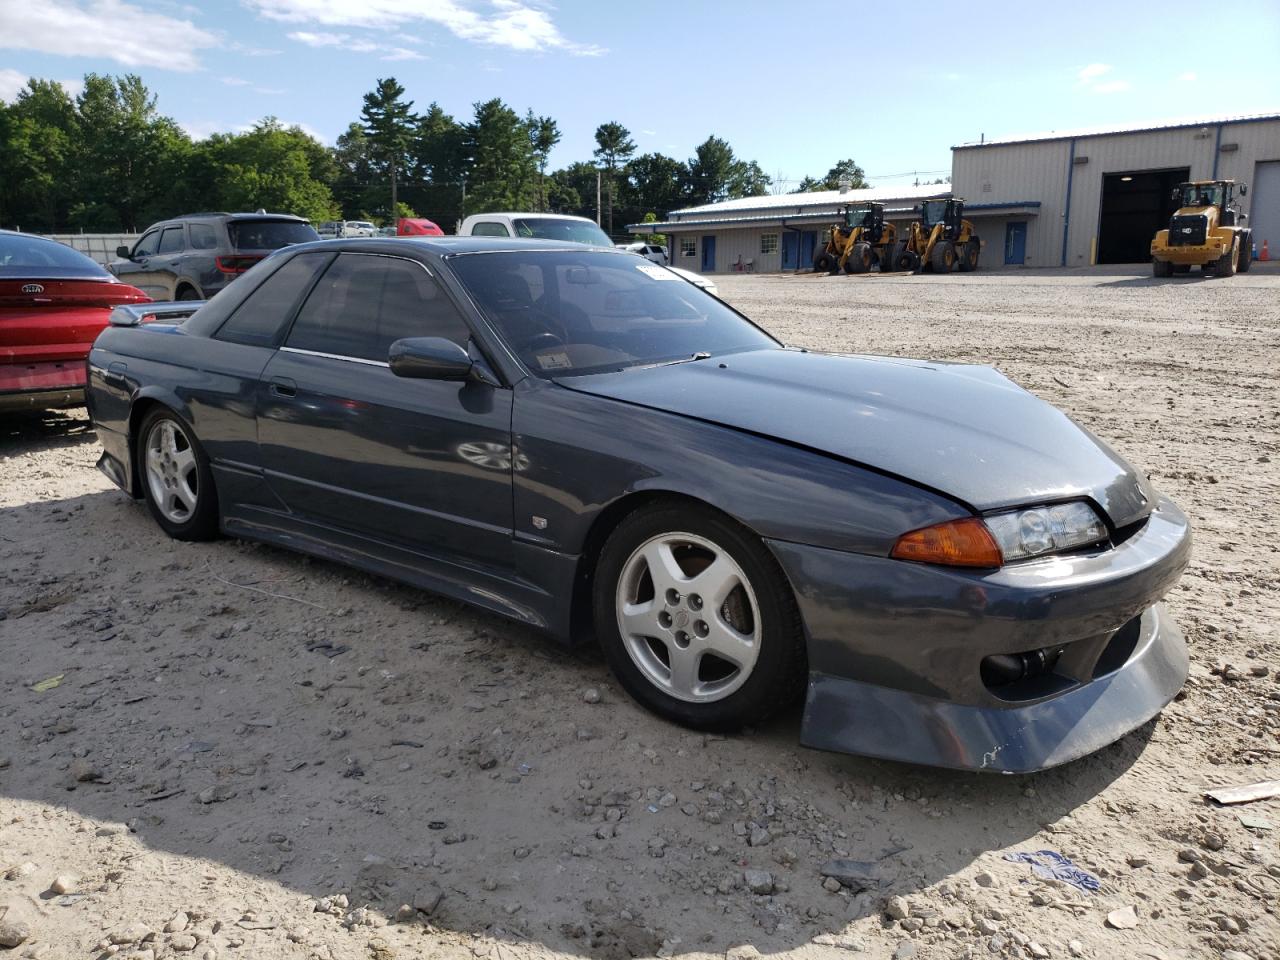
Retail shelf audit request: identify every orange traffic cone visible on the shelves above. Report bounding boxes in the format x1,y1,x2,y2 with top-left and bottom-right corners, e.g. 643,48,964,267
1262,238,1270,262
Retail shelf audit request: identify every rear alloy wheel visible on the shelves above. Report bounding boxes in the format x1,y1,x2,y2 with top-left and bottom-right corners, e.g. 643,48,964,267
931,241,957,273
1215,237,1239,277
1152,258,1174,278
137,408,219,540
1237,231,1253,273
593,505,804,730
846,242,872,274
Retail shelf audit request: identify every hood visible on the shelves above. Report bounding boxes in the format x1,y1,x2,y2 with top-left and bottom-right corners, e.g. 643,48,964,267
560,349,1153,526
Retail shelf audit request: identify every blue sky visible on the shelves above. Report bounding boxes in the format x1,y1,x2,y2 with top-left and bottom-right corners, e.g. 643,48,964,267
2,0,1279,191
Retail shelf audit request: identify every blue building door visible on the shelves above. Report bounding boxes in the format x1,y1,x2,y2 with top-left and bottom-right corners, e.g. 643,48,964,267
1004,222,1027,265
701,235,716,272
782,232,798,270
801,231,816,266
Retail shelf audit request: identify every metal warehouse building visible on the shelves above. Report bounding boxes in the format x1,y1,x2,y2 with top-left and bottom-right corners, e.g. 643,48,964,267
630,183,1038,274
632,111,1280,273
953,112,1280,267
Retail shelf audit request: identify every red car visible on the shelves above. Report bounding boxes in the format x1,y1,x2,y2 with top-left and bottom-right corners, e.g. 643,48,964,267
396,217,445,237
1,231,149,412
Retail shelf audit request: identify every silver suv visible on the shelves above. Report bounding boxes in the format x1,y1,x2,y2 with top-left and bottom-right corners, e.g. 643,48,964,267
108,212,318,300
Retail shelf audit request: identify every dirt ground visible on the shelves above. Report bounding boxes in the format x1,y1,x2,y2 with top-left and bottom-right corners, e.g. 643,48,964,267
1,265,1278,960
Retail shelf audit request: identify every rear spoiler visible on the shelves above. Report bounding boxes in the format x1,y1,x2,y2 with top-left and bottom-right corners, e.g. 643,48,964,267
108,301,207,327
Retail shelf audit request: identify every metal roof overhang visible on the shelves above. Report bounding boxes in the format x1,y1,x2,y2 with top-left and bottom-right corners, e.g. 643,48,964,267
962,201,1042,217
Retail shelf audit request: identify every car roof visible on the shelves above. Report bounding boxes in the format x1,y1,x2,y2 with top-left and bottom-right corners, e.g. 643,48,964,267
149,212,311,225
280,236,633,257
464,212,595,224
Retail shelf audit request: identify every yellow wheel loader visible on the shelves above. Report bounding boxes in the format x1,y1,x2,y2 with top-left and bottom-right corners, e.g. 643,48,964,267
1150,180,1253,277
896,198,980,273
812,203,898,274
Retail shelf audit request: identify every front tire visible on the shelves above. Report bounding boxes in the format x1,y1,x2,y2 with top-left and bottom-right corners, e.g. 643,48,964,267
592,504,805,731
136,407,219,540
958,239,980,272
1237,231,1253,273
931,241,957,273
813,250,836,274
1215,237,1239,277
1152,258,1174,277
846,242,872,274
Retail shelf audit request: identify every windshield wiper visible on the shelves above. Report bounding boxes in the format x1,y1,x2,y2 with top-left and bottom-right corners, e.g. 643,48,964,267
631,351,712,371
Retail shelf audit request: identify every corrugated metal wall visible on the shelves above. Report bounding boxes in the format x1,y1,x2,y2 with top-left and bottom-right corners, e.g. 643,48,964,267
954,118,1280,267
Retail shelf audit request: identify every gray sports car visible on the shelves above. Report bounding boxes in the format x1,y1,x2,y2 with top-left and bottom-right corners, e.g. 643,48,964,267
86,238,1191,773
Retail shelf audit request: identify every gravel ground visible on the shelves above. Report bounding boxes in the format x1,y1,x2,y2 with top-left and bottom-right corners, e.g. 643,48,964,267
1,265,1278,960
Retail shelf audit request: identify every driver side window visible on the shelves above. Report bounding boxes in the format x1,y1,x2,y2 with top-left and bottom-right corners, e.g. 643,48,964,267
287,254,473,363
133,230,161,257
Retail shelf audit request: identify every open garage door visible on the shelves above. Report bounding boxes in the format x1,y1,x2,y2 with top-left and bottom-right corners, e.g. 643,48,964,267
1096,167,1190,264
1249,160,1280,256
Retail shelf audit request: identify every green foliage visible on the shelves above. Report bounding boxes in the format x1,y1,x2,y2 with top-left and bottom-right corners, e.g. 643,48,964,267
0,71,779,239
462,98,538,215
793,158,868,193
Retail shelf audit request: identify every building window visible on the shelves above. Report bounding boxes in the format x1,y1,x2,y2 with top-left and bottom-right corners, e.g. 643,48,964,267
680,237,696,257
760,234,779,255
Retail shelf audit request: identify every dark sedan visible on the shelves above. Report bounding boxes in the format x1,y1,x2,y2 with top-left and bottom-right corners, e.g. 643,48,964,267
86,238,1191,772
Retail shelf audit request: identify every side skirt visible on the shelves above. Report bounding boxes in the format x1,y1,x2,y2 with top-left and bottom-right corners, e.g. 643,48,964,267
220,504,578,640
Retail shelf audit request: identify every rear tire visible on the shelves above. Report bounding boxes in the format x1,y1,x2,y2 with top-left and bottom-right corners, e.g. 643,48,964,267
592,503,806,731
958,239,980,272
1152,258,1174,277
1214,237,1239,277
175,286,201,301
930,241,957,273
846,242,872,274
878,242,899,272
1173,264,1191,274
136,407,219,541
1237,231,1253,273
896,250,921,272
813,250,835,273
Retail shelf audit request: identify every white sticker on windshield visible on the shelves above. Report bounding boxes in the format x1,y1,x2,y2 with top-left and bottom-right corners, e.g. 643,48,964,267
536,352,573,370
636,263,679,281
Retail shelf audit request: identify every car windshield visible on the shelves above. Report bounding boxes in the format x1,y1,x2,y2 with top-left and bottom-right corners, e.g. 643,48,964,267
449,250,777,378
228,220,319,251
0,234,107,277
1180,184,1224,207
512,218,613,246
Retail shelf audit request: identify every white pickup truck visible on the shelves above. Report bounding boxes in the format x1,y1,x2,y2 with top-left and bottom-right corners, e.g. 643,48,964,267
457,213,718,298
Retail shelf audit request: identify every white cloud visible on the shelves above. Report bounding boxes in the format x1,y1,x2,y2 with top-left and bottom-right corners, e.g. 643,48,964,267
641,129,656,136
1091,80,1132,94
221,76,252,86
288,29,426,59
0,69,84,102
0,0,217,71
0,68,28,102
1179,71,1197,82
288,30,347,47
1077,63,1112,82
180,118,328,142
382,47,425,61
250,0,605,56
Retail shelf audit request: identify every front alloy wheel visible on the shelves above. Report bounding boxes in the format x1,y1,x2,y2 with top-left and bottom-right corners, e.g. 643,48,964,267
616,532,761,703
593,504,805,730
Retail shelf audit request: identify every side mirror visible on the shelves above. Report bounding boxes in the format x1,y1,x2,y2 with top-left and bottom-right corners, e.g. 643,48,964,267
1239,184,1248,196
116,245,133,259
388,337,475,381
1170,188,1180,201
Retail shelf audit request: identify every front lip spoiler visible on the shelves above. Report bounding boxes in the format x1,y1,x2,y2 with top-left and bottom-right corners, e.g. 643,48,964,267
800,603,1187,773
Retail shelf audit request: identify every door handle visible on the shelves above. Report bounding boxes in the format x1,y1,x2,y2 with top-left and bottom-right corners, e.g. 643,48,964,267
270,377,297,398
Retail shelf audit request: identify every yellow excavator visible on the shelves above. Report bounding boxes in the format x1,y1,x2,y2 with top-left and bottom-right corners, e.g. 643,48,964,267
812,202,897,274
1150,180,1253,277
896,198,980,273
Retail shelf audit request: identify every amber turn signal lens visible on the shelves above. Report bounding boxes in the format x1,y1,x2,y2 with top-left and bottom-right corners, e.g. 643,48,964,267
891,518,1003,568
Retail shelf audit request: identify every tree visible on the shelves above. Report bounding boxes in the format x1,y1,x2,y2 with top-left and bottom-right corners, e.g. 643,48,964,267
687,136,739,207
331,122,375,218
546,161,599,218
793,158,868,193
593,121,635,234
728,159,771,199
526,111,561,212
360,77,417,221
0,79,79,230
72,73,191,231
619,152,689,226
462,98,538,214
407,103,467,227
186,118,339,223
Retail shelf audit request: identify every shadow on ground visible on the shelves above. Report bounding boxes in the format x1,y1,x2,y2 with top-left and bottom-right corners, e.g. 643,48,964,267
0,417,1151,957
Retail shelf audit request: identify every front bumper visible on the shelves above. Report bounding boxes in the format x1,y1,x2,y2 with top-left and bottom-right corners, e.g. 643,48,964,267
768,496,1191,773
1152,240,1231,264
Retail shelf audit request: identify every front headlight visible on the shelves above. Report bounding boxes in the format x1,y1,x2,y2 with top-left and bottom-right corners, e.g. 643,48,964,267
983,501,1107,562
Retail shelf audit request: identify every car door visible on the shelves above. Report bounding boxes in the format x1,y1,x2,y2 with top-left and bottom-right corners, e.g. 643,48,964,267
256,251,515,571
152,225,186,298
112,228,163,296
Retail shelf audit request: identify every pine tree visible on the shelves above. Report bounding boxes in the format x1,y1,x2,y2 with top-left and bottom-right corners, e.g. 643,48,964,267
360,77,417,221
592,121,635,235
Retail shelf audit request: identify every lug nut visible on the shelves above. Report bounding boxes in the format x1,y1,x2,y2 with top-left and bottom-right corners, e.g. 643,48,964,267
688,593,703,611
695,620,709,637
665,588,680,605
674,630,689,648
658,611,672,628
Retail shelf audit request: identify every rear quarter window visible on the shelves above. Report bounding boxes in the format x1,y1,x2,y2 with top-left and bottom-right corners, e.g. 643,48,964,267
214,252,332,347
470,222,510,237
189,223,218,250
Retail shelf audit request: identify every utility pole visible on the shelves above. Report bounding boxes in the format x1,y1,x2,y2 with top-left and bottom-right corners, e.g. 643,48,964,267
596,170,603,228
